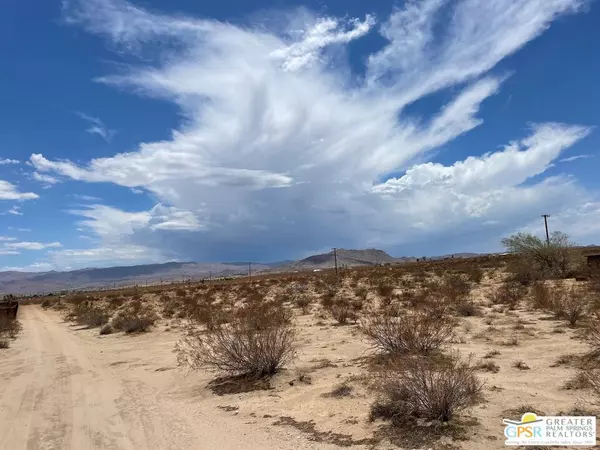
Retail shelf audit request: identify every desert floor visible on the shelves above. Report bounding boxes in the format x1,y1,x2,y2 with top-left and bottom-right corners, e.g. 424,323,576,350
1,274,599,450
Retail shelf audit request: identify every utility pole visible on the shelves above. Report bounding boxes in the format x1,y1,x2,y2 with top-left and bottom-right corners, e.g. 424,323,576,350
248,262,252,282
332,248,338,277
542,214,551,245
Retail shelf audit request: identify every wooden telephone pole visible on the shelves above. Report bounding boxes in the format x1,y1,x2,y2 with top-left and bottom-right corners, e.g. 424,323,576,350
542,214,551,245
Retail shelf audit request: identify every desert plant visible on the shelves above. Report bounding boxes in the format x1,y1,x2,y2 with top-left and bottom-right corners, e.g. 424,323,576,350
362,312,455,356
552,286,589,327
329,302,358,325
475,360,500,373
502,231,574,279
376,281,395,306
174,303,297,377
584,321,600,357
530,280,553,309
370,354,483,423
465,267,484,284
111,300,158,333
354,286,369,301
71,302,111,327
294,294,312,314
492,280,527,309
0,315,22,346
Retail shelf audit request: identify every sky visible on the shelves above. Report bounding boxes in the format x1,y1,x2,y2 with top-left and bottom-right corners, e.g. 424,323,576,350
1,0,600,271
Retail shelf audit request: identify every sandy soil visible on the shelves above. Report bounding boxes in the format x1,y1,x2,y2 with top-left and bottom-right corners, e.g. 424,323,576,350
0,306,349,450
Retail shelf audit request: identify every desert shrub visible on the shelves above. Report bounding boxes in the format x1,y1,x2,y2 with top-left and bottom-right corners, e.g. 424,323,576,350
530,280,553,309
362,312,455,356
475,360,500,373
454,300,479,317
320,288,338,309
99,323,113,335
491,280,527,309
0,315,22,343
354,286,369,301
232,301,291,330
329,301,358,325
584,321,600,357
376,281,395,306
465,267,484,284
370,354,483,423
41,298,52,309
502,231,574,279
111,300,158,333
556,287,589,327
174,303,297,377
439,273,471,305
506,258,540,285
294,294,312,314
71,302,111,327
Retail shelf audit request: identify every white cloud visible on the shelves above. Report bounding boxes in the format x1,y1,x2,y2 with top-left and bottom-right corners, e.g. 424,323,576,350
32,172,61,187
0,262,54,272
0,236,17,242
270,14,376,71
8,227,31,232
27,0,596,265
8,205,23,216
0,158,19,165
0,180,39,200
560,154,595,163
76,112,116,142
71,194,103,201
5,241,63,250
0,249,20,256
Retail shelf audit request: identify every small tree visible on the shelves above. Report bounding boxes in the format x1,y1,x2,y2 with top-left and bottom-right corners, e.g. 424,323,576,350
501,231,574,278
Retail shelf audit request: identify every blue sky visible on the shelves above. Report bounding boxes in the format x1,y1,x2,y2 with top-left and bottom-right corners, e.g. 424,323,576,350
1,0,599,271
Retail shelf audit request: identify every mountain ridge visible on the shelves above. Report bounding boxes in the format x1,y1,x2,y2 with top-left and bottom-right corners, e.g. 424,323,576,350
1,249,485,295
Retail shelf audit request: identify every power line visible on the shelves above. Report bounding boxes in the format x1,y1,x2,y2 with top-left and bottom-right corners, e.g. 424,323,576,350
542,214,551,245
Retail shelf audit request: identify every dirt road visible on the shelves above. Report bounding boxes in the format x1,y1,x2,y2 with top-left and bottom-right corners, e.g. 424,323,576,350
0,306,343,450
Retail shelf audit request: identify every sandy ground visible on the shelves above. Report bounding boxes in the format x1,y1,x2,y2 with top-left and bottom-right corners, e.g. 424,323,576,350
0,306,350,450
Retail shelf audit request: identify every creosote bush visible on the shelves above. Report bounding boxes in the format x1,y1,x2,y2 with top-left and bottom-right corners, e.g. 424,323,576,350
362,312,455,356
174,302,297,378
370,354,483,424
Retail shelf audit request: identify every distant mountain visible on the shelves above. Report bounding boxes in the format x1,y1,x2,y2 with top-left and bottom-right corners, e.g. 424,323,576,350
281,248,395,271
1,249,489,295
0,262,271,295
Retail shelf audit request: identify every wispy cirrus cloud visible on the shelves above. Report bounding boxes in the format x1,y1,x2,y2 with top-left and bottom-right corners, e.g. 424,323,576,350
4,241,62,250
560,154,595,162
76,112,116,142
26,0,595,267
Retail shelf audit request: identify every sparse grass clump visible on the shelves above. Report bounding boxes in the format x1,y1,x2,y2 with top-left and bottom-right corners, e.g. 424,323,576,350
475,360,500,373
322,382,353,398
174,302,297,378
370,354,483,423
362,312,455,356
